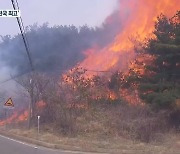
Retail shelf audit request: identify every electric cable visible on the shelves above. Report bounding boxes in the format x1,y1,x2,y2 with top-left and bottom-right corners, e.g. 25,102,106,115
10,0,34,71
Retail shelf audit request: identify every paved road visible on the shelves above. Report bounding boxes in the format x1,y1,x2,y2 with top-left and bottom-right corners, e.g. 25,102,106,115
0,135,92,154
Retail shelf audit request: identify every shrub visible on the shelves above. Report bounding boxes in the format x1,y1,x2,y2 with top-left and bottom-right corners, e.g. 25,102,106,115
106,104,169,142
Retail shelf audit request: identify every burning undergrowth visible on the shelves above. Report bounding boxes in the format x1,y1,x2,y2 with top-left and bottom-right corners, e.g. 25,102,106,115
0,109,28,126
0,0,179,138
66,0,180,105
0,100,46,127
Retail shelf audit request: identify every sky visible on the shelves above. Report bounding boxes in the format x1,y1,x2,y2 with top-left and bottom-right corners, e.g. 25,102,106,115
0,0,118,36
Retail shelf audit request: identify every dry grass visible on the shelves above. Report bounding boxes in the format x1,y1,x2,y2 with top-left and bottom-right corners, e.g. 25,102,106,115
2,102,180,153
7,128,180,154
105,104,170,142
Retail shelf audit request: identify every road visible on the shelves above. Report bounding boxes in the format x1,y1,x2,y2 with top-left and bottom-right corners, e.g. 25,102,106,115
0,135,93,154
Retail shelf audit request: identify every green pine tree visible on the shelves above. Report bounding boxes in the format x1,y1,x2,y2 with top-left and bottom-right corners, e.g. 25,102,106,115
139,11,180,109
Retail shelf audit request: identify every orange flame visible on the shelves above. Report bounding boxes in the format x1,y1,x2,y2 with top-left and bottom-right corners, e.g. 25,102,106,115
0,101,47,126
0,110,28,126
79,0,180,73
17,110,28,122
36,100,46,108
109,91,117,100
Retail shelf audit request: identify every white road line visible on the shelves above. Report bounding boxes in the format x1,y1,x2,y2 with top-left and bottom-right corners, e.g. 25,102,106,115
0,134,107,154
0,134,36,148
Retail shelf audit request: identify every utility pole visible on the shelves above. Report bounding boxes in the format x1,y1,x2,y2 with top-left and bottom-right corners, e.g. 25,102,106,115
28,78,34,129
10,0,34,129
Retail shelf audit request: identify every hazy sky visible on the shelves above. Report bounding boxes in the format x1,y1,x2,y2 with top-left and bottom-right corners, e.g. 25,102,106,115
0,0,118,36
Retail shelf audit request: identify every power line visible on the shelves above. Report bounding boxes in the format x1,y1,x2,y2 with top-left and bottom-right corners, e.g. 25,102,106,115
14,0,30,50
0,70,31,85
86,69,113,73
10,0,34,71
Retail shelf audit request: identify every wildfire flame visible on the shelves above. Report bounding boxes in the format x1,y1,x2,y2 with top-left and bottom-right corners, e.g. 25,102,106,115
0,100,46,126
79,0,180,73
0,110,28,126
1,1,178,125
36,100,46,108
70,0,179,105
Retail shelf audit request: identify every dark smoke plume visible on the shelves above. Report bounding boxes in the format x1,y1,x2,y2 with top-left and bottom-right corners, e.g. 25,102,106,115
0,6,123,75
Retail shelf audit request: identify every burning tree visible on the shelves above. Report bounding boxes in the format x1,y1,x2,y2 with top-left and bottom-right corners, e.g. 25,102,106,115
125,11,180,109
61,67,111,107
139,11,180,109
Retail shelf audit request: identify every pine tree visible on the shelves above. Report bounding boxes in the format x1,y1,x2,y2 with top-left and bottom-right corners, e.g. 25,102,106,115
139,11,180,109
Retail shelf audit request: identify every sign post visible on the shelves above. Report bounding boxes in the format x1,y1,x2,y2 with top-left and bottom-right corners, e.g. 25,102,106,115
5,109,7,130
37,116,40,139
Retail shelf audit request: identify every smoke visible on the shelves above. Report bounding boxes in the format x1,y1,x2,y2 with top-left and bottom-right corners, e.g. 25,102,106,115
0,0,179,79
0,9,123,75
0,1,124,113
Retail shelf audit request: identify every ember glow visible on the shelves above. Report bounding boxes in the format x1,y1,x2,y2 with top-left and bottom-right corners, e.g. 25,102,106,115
109,91,117,100
0,110,28,126
0,101,46,126
79,0,180,73
36,100,46,108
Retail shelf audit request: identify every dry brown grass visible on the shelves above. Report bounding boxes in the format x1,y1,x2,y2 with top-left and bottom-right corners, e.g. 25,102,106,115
7,128,180,154
105,104,170,142
2,102,179,153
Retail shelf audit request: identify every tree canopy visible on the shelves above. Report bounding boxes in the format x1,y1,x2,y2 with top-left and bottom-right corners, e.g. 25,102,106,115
138,11,180,109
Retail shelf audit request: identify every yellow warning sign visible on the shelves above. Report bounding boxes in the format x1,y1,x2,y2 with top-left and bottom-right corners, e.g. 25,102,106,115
4,98,14,108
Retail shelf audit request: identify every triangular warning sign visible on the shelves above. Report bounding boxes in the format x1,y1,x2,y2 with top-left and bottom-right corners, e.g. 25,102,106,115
4,98,14,107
